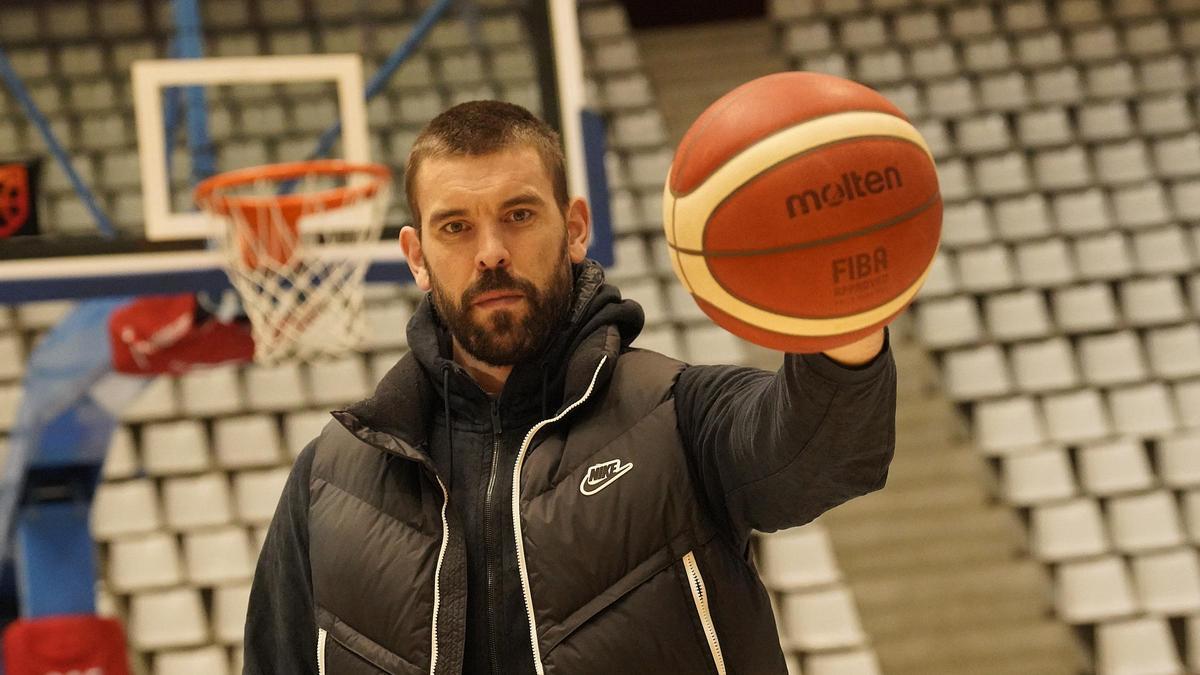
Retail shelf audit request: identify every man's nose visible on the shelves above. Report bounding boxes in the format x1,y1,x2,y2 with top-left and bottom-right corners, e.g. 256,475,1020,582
475,224,510,270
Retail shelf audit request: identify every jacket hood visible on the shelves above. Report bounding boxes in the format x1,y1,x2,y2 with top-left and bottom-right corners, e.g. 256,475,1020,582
337,259,644,454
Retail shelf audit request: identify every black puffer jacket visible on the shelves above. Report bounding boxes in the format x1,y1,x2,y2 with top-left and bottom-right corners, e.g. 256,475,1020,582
243,260,896,674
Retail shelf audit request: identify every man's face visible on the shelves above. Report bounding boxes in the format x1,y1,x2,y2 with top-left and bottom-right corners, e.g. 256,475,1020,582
400,146,590,366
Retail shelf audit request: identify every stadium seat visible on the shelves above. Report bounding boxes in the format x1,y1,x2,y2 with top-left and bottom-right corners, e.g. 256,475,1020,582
1017,106,1075,147
974,152,1032,196
757,524,840,591
1158,432,1200,488
1030,497,1109,561
1120,277,1188,327
1077,438,1154,497
1095,141,1153,185
974,396,1046,453
944,345,1012,401
926,77,977,118
233,467,290,524
1074,232,1134,282
893,10,941,45
1096,617,1184,675
993,193,1051,241
1015,238,1076,288
1078,101,1134,142
1109,383,1178,436
1108,490,1185,553
963,37,1013,73
179,367,243,417
1085,61,1137,99
666,284,707,323
978,72,1030,112
284,410,331,457
1033,147,1092,190
1031,66,1084,105
154,646,230,675
141,420,211,476
1176,380,1200,430
212,415,284,469
1131,547,1200,615
129,588,209,651
917,251,957,298
956,244,1017,292
1070,25,1121,62
1138,94,1192,136
213,582,252,644
856,49,906,84
46,2,91,39
108,533,182,593
1079,332,1147,386
1016,31,1066,67
101,425,139,481
780,586,866,651
633,326,685,362
243,362,307,412
1042,389,1111,443
948,5,994,39
1004,1,1049,32
370,351,405,387
163,473,234,531
782,21,834,55
1133,226,1193,274
1002,445,1076,505
1054,556,1138,623
92,479,161,540
940,201,993,248
840,16,887,51
184,526,254,585
1153,132,1200,177
1110,180,1170,231
1143,49,1187,89
1011,338,1080,392
917,296,982,350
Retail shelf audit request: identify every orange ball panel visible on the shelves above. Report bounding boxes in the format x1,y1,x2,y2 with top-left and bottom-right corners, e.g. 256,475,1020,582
700,137,938,254
702,202,942,318
669,72,908,196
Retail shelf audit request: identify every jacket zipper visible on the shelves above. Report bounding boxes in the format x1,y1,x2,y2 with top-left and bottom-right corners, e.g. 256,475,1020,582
485,401,503,675
511,355,608,675
429,474,451,674
682,551,727,675
317,627,328,675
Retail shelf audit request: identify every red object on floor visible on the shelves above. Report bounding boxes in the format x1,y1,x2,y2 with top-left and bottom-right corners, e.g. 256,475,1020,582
109,294,255,374
3,615,130,675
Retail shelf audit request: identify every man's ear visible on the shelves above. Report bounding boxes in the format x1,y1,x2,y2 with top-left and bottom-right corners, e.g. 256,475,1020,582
399,226,431,291
565,197,591,263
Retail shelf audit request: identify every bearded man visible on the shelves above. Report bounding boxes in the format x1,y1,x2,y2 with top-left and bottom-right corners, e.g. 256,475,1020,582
244,100,896,675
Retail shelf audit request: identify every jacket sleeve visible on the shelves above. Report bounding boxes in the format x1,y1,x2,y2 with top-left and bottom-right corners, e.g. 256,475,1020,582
243,441,319,675
675,329,897,538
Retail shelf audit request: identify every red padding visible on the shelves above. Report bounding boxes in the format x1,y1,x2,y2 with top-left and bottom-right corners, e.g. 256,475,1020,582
3,615,130,675
109,294,255,375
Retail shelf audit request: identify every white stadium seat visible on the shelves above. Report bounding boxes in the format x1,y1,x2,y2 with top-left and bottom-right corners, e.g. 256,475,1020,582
944,345,1012,401
974,396,1046,453
213,415,283,469
244,362,308,411
179,367,243,417
1079,332,1147,387
1096,617,1183,675
1042,389,1111,443
1053,280,1121,333
1074,233,1134,282
1108,491,1185,553
1002,445,1076,505
805,649,882,675
233,467,290,524
130,587,209,651
184,526,254,585
141,420,211,476
1109,383,1178,436
757,523,840,590
92,479,161,540
102,425,140,481
1055,556,1137,624
1158,432,1200,488
163,473,234,531
154,646,230,675
213,582,252,644
1011,338,1079,393
1077,438,1154,497
1120,277,1188,327
780,586,867,651
985,291,1053,342
1030,497,1108,562
1131,547,1200,615
108,532,183,593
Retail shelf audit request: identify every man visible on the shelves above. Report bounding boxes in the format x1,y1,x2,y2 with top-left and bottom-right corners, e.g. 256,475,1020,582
244,101,896,674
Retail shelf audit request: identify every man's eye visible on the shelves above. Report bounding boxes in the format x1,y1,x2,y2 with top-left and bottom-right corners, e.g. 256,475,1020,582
510,209,533,223
443,221,466,234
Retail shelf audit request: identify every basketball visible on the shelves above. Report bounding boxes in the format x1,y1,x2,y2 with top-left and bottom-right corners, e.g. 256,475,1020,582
662,71,942,353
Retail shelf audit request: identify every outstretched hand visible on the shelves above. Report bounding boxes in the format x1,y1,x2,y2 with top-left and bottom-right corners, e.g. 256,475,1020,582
820,329,886,367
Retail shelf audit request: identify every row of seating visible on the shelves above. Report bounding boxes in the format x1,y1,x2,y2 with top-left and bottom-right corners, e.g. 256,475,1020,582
939,189,1200,247
1028,488,1200,557
1004,434,1200,503
0,0,518,45
92,472,284,539
973,381,1199,451
918,278,1199,348
769,0,1200,30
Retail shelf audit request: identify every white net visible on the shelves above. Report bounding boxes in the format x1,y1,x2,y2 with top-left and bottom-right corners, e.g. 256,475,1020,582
196,162,391,364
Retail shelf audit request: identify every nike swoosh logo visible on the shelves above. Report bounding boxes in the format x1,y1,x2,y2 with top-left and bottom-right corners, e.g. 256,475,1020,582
580,462,634,496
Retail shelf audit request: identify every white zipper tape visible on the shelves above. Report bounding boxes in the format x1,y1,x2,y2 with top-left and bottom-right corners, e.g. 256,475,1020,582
683,551,727,675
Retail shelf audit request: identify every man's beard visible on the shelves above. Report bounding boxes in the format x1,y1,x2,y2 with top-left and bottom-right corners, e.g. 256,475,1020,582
429,249,573,367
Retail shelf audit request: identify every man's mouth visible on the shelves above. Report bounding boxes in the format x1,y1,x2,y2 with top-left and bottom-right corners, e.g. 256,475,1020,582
472,291,524,308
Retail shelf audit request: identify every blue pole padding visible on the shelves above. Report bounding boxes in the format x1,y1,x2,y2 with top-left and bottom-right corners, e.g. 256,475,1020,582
307,0,456,161
171,0,216,184
0,44,116,238
15,502,97,618
581,109,614,267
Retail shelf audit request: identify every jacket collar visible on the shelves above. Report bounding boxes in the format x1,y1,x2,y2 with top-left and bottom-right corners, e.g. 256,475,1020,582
335,259,643,464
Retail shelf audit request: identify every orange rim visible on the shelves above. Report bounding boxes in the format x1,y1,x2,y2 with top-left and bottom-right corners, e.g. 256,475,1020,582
193,160,391,215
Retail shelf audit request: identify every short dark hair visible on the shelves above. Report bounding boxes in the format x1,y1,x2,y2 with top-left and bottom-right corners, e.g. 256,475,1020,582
404,100,569,230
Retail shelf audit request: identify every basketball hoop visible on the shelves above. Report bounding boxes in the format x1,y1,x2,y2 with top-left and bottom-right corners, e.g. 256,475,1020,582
195,160,392,364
